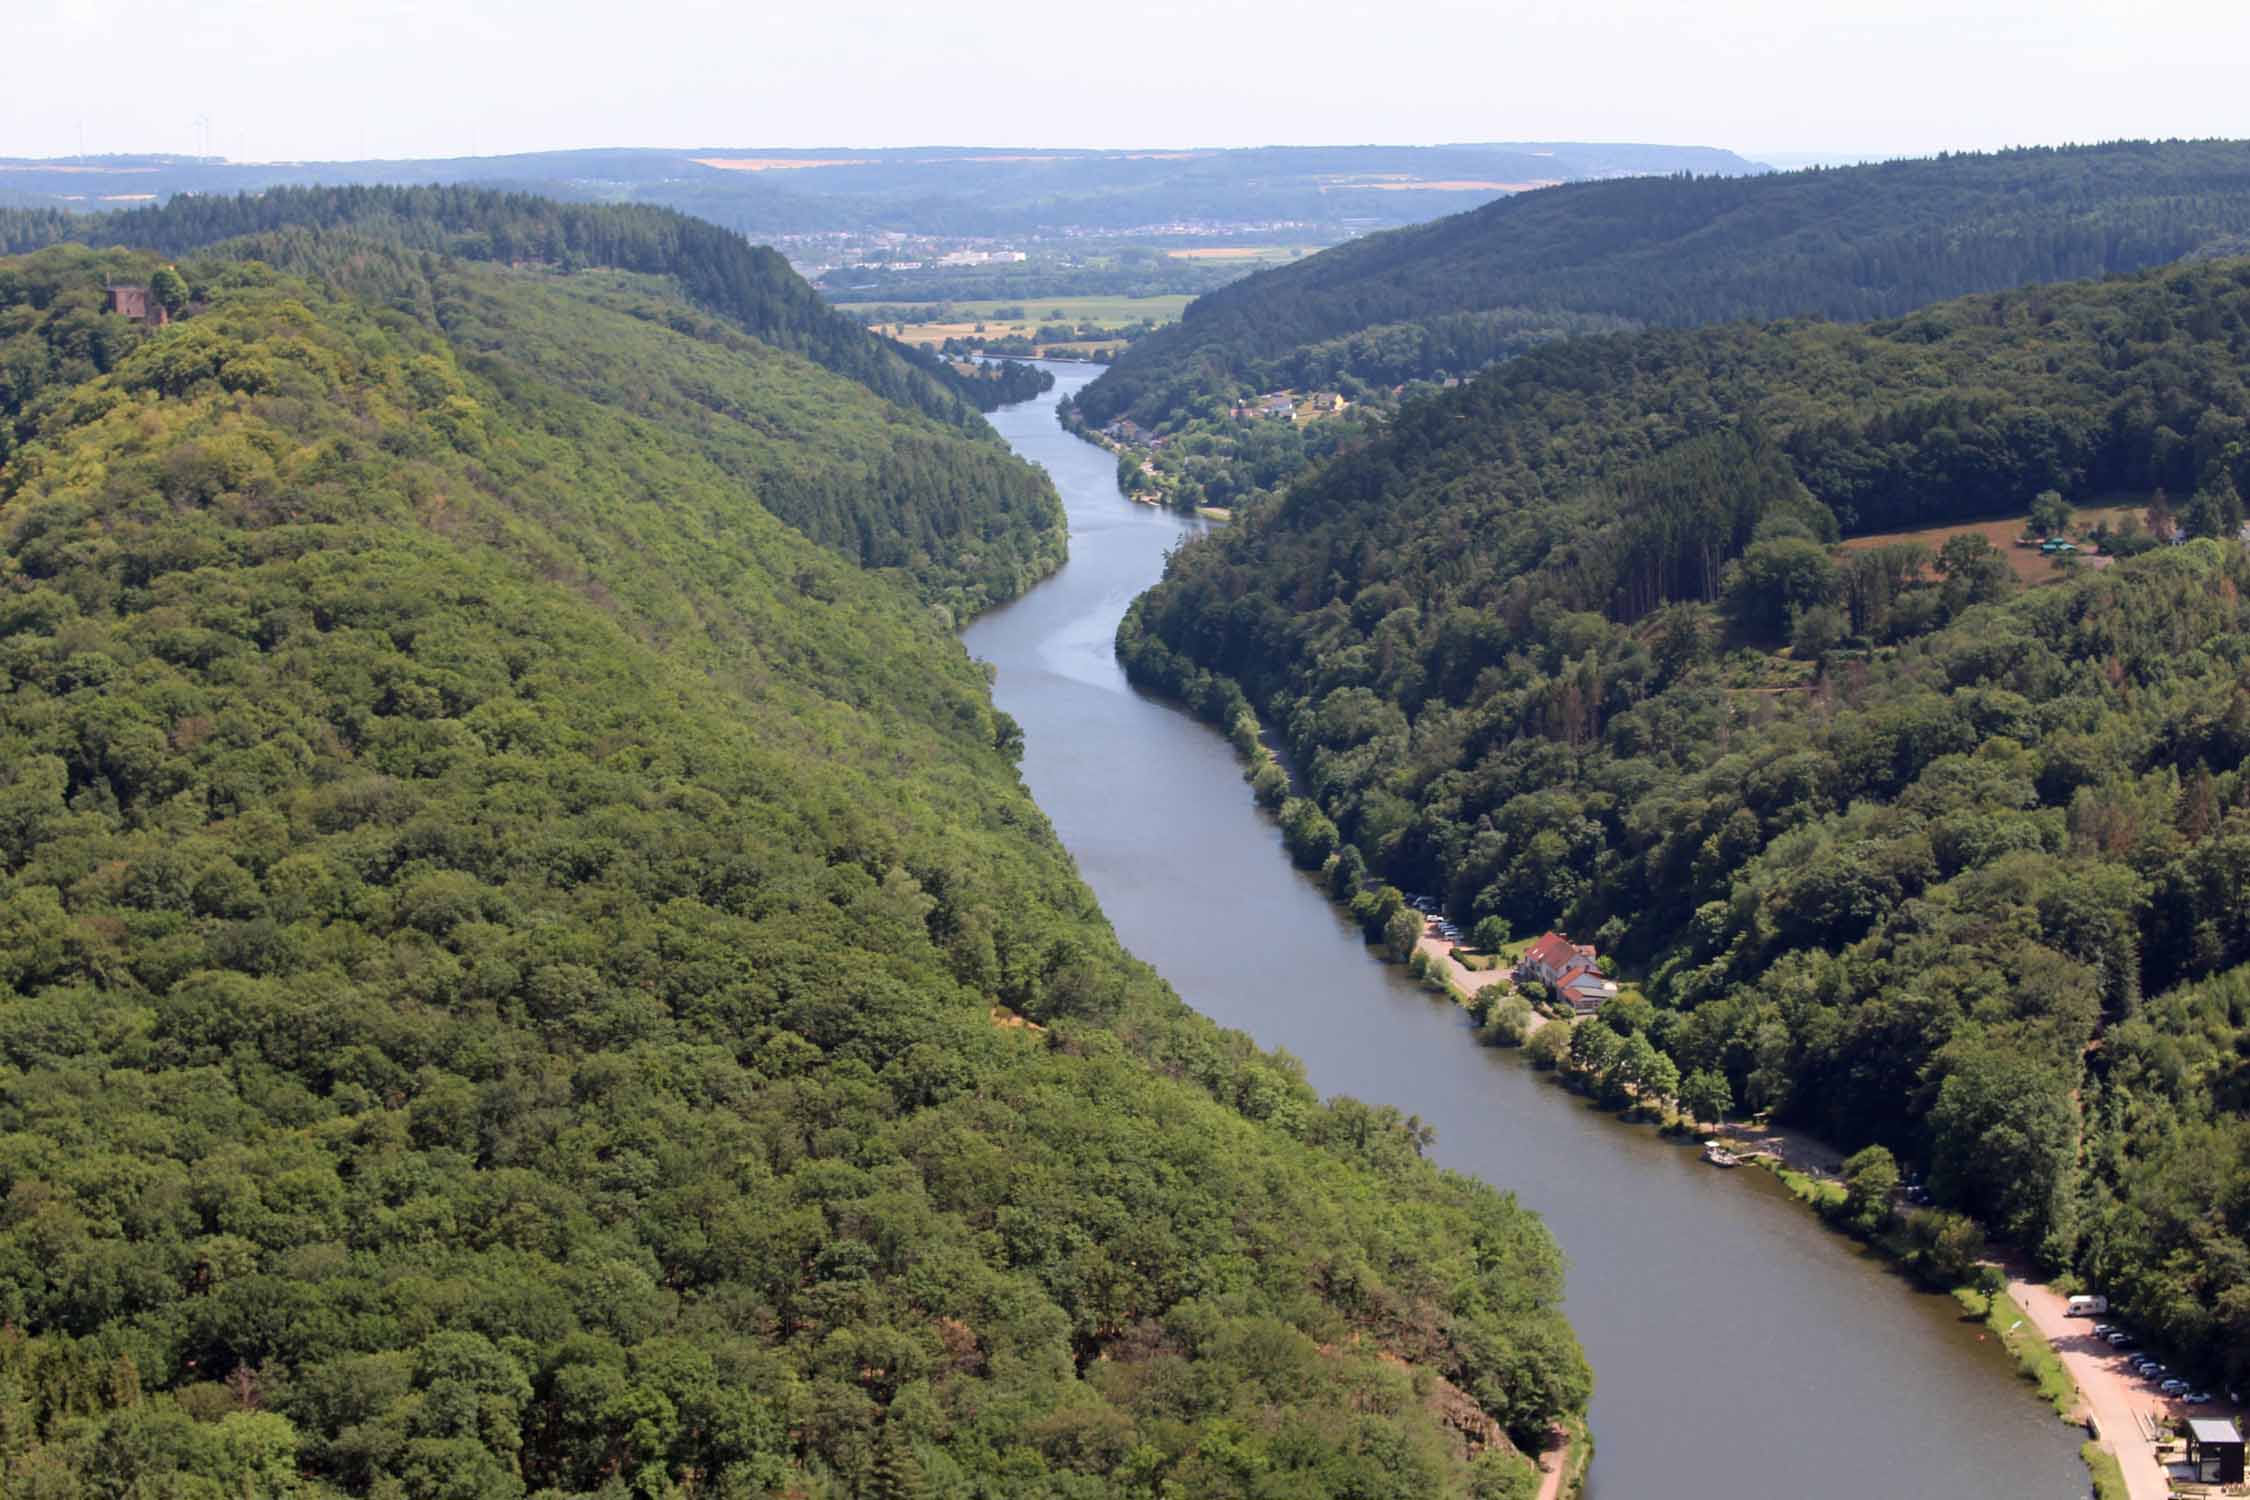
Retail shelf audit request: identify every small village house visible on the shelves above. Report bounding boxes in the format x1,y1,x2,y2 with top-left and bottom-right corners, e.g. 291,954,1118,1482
1516,932,1619,1015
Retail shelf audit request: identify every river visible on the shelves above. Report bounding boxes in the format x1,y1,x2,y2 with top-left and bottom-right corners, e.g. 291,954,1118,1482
962,364,2088,1500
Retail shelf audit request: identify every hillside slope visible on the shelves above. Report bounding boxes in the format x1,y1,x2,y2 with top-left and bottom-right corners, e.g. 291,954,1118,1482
0,246,1588,1497
0,185,1053,422
1080,139,2250,424
1,215,1065,616
1121,258,2250,1390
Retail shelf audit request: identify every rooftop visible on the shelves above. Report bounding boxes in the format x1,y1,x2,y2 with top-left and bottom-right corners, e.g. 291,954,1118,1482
2188,1418,2243,1445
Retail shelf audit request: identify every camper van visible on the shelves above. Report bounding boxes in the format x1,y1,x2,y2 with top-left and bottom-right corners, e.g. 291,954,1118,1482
2068,1294,2109,1316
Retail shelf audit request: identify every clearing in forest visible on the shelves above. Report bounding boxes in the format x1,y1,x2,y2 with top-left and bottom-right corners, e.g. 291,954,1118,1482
1841,505,2144,586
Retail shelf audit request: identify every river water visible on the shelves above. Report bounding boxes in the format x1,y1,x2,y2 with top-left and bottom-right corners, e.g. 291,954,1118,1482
963,365,2087,1500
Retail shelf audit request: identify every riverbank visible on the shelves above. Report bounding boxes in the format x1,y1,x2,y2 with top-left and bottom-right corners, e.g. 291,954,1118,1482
1535,1419,1588,1500
1715,1125,2175,1498
1403,942,2151,1497
2007,1275,2173,1500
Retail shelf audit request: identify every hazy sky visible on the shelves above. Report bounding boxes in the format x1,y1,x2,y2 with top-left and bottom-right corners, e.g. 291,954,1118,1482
11,0,2249,163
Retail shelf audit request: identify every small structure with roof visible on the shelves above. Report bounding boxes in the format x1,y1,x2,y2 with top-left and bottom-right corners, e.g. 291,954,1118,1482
1515,931,1620,1016
105,284,170,326
2186,1417,2244,1485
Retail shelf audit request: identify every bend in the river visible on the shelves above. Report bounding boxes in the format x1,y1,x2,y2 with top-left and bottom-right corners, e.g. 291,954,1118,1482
962,364,2084,1500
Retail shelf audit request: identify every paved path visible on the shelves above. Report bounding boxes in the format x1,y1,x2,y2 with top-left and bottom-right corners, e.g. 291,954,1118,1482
1413,926,1540,1021
2006,1274,2174,1500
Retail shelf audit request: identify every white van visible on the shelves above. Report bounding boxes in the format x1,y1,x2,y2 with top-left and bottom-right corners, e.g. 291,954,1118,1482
2068,1294,2109,1316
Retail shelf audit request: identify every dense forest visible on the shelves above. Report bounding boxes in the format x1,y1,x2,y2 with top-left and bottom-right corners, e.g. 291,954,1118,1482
0,211,1065,621
0,186,1053,421
1080,139,2250,425
0,244,1592,1496
1120,257,2250,1392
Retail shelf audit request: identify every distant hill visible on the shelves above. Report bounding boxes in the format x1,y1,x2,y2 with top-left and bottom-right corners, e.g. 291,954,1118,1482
0,141,1765,240
1076,139,2250,424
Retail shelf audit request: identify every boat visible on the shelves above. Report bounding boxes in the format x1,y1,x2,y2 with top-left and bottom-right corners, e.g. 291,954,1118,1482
1703,1143,1743,1168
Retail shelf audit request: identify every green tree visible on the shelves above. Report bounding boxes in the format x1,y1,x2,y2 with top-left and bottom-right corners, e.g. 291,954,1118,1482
2184,470,2246,540
1384,904,1425,963
1642,1050,1681,1118
1723,537,1840,641
1472,915,1512,953
1841,1144,1900,1233
1927,1042,2076,1246
1934,531,2013,609
1569,1019,1623,1079
1679,1069,1732,1130
2028,489,2073,537
1278,797,1340,869
865,1429,930,1500
148,263,189,315
1525,1022,1571,1070
1483,995,1536,1046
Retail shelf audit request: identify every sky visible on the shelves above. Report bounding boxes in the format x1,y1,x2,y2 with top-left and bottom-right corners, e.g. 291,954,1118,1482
10,0,2250,164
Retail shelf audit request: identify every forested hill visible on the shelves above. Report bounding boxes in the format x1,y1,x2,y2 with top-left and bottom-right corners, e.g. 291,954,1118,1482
1120,256,2250,1391
0,235,1062,619
0,185,1051,420
0,245,1589,1495
1078,138,2250,424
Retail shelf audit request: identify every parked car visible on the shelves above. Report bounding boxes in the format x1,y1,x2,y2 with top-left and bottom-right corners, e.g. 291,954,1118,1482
2186,1392,2214,1405
2091,1324,2115,1338
2160,1379,2190,1396
2107,1331,2138,1347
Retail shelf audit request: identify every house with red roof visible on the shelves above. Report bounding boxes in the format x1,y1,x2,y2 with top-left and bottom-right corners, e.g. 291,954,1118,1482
1515,931,1618,1016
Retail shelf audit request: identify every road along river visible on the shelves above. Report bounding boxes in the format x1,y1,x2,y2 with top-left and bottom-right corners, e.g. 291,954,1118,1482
963,365,2088,1500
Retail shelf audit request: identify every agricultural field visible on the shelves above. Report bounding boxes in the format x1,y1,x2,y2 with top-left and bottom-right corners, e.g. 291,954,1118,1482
1164,245,1315,263
866,294,1194,354
1841,503,2143,586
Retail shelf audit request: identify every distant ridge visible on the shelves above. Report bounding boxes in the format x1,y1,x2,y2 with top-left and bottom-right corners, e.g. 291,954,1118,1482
0,141,1766,239
1076,138,2250,424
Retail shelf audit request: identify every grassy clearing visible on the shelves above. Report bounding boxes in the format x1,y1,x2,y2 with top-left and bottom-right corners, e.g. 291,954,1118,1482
2081,1440,2128,1500
1768,1160,1848,1211
1961,1288,2079,1419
